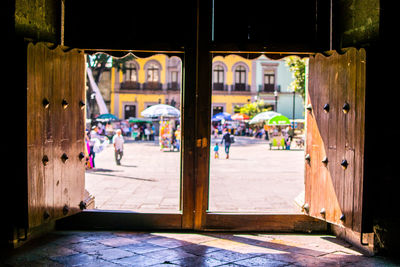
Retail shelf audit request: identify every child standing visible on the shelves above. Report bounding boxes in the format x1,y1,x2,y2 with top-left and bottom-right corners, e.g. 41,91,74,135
213,142,219,159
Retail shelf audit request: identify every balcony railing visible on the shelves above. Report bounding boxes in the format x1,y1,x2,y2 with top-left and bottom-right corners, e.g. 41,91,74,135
213,83,226,91
143,82,162,90
232,84,250,91
120,81,140,90
167,82,180,90
258,84,281,93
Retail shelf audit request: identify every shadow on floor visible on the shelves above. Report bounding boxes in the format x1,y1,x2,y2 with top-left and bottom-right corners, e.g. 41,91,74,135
2,231,400,266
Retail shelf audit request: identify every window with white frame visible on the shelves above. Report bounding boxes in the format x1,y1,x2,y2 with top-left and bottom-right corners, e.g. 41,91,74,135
213,64,225,90
234,65,247,91
264,70,275,92
147,63,160,82
126,62,138,82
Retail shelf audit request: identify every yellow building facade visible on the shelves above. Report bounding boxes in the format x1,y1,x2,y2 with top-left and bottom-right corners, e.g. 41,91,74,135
211,54,254,115
110,53,256,119
111,54,182,119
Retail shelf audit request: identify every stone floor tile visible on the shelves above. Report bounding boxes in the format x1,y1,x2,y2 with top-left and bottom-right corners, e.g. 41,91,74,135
76,232,117,241
68,240,111,253
179,243,222,256
215,264,248,267
78,259,122,267
201,238,251,252
169,255,229,267
320,251,368,265
118,241,167,254
259,250,347,267
280,253,339,267
233,255,289,267
148,264,179,267
50,253,98,266
50,235,91,245
95,247,136,260
142,247,197,261
97,236,140,247
114,231,156,242
145,236,192,248
32,245,80,258
110,254,164,266
2,231,400,267
151,232,218,244
205,249,258,263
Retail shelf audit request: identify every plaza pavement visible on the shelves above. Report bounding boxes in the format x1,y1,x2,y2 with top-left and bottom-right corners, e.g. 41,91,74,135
85,135,305,214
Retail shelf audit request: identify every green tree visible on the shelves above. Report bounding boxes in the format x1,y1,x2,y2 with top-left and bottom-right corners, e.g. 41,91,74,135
86,53,135,118
235,100,272,119
285,56,307,100
87,53,135,83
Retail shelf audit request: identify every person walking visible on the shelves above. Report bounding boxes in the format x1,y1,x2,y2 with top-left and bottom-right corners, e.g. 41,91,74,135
174,125,181,151
221,129,232,159
89,125,102,168
112,129,124,165
213,142,220,159
144,126,150,141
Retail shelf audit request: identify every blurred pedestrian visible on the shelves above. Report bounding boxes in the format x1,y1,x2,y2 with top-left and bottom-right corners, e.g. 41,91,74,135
174,125,181,151
213,142,219,159
287,125,294,142
88,126,102,168
221,129,232,159
144,126,150,141
112,129,124,165
150,125,155,141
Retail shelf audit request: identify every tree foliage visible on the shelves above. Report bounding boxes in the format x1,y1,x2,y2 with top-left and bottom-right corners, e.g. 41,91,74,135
285,56,307,100
234,100,272,119
87,53,136,83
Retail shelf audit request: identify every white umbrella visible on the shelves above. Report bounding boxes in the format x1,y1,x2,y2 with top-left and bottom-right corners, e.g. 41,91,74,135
249,111,281,124
141,104,180,118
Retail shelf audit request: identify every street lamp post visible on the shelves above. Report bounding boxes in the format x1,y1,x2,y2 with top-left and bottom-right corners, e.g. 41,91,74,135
274,90,278,112
292,90,296,127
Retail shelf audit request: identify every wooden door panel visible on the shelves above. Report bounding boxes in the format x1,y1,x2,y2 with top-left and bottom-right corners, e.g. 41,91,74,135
27,43,85,228
305,48,366,232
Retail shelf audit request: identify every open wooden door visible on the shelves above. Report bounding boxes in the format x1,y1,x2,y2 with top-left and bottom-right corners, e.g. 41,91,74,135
27,42,86,232
305,48,369,248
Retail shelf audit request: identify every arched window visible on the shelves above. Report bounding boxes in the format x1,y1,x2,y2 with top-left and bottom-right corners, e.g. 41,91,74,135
144,60,162,90
147,63,160,82
126,62,138,82
234,65,246,91
121,60,139,89
235,65,246,84
213,64,225,90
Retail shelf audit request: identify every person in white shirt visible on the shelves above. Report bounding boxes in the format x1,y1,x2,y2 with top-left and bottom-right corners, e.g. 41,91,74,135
89,126,103,168
112,129,124,165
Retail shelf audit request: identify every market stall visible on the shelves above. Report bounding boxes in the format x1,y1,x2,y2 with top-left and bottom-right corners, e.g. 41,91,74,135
141,104,181,151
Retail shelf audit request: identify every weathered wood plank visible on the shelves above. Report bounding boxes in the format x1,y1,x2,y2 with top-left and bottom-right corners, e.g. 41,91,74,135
343,49,357,229
305,48,366,233
205,214,327,232
352,49,366,233
27,43,85,228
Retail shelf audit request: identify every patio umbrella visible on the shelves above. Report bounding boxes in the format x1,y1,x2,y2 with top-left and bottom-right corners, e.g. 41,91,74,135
128,117,152,123
141,104,180,118
211,112,232,121
231,113,250,121
267,114,291,126
249,111,281,124
95,113,119,122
